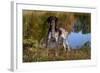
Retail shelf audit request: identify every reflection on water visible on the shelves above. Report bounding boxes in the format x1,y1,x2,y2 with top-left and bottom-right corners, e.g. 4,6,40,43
67,31,91,49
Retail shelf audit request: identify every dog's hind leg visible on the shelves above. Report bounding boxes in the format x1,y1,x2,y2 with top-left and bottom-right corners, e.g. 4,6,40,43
63,39,70,52
63,39,67,51
66,40,70,51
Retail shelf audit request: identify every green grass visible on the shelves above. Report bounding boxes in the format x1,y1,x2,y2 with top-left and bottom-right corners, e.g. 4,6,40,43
23,47,91,62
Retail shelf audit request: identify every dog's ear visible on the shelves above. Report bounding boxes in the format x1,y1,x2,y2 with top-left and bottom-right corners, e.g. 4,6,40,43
55,16,58,22
47,16,58,26
46,16,51,29
47,16,51,24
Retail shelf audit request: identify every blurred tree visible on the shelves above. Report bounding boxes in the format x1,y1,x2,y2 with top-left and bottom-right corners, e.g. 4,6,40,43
74,13,91,34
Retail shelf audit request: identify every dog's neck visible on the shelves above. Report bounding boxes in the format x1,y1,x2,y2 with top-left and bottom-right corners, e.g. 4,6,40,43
51,20,56,38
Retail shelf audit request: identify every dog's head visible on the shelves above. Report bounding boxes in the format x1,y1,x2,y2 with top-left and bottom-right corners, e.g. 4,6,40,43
47,16,58,26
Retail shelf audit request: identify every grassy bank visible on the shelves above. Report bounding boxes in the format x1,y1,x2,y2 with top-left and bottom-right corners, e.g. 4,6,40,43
23,47,91,62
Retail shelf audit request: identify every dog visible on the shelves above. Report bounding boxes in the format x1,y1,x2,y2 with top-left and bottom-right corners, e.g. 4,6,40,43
46,16,70,52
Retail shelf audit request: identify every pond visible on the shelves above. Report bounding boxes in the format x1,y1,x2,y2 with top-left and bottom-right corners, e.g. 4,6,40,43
67,31,91,49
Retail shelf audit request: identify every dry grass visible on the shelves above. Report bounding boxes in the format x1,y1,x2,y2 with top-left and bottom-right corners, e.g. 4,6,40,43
23,47,91,62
